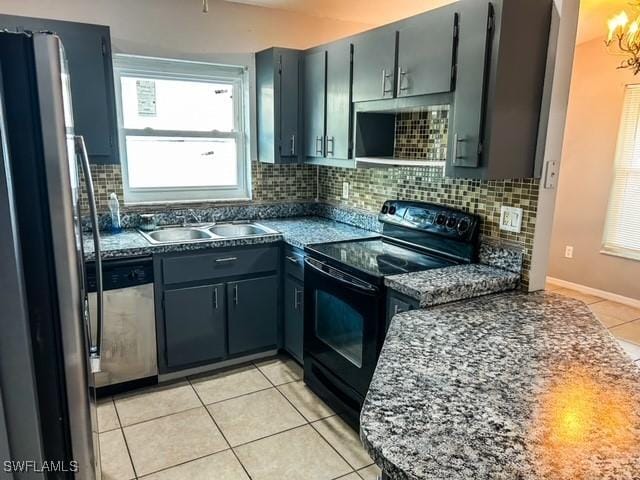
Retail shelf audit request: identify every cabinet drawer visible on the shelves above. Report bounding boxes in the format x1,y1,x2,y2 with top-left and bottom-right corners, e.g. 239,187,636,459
162,247,278,285
284,246,305,281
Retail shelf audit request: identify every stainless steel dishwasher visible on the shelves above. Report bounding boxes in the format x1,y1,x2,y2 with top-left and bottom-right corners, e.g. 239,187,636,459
87,257,158,388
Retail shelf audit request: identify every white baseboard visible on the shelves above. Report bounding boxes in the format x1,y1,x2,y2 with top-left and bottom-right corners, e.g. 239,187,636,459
546,276,640,309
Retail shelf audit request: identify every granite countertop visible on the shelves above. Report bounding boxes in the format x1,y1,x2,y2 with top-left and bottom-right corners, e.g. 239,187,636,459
83,216,378,261
360,291,640,480
385,263,521,307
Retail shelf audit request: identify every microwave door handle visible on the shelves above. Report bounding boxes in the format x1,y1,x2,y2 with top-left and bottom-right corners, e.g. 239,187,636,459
75,135,102,373
304,258,377,294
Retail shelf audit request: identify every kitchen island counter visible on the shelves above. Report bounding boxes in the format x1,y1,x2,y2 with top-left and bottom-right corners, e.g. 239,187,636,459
361,291,640,480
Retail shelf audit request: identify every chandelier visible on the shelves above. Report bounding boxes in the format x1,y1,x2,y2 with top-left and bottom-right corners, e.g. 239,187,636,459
606,4,640,74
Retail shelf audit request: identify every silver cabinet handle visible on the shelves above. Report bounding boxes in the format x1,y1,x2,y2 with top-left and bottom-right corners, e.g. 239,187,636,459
397,67,409,95
381,68,393,96
76,135,102,374
294,287,303,310
233,284,239,305
315,136,323,155
286,256,299,264
213,288,218,309
452,134,465,165
326,136,335,156
290,134,296,155
215,257,237,263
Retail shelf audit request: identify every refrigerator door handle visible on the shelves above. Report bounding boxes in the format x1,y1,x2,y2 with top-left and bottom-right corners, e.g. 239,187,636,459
75,135,103,373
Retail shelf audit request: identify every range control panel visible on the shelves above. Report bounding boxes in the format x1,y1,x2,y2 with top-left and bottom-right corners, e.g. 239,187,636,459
379,201,479,242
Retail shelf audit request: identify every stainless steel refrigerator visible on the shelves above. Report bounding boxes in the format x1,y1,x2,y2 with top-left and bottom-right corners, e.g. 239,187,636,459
0,31,103,479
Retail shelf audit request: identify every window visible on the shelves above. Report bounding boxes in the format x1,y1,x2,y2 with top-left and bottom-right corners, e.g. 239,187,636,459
114,55,250,203
603,84,640,261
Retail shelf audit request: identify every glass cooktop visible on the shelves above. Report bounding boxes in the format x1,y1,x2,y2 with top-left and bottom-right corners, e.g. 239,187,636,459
307,239,455,278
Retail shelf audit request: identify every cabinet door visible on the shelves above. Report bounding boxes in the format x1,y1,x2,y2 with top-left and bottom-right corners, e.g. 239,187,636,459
303,50,327,158
284,275,304,363
164,284,226,368
227,276,278,355
325,41,353,160
386,292,418,331
396,7,456,98
451,0,494,168
280,49,300,159
352,27,396,102
0,15,119,164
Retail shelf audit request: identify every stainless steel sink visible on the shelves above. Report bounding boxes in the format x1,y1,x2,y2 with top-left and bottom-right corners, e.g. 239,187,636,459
208,224,272,237
138,222,278,245
145,227,212,244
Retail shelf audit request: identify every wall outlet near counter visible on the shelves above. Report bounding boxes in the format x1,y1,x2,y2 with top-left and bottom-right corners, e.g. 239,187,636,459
565,246,574,259
499,206,523,233
342,182,350,199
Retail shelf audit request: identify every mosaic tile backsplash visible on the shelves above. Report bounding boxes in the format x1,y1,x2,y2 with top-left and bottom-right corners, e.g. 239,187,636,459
393,107,449,161
318,166,539,286
79,161,317,212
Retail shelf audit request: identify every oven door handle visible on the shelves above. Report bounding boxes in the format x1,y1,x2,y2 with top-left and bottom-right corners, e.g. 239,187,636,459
304,258,378,294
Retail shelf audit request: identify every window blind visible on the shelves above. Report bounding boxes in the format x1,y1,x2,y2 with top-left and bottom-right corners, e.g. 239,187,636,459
603,84,640,260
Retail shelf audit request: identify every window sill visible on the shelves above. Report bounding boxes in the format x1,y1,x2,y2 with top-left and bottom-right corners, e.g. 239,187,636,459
123,197,252,207
600,248,640,263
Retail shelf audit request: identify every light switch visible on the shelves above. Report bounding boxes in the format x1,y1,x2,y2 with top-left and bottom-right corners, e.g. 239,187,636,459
500,206,523,233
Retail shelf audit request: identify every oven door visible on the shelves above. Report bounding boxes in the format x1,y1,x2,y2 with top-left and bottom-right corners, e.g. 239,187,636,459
303,257,382,396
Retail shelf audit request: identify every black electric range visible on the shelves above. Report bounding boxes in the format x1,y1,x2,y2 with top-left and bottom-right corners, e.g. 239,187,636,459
303,201,480,429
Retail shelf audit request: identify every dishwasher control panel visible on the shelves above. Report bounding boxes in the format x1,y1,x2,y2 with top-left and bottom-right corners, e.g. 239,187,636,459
86,257,153,292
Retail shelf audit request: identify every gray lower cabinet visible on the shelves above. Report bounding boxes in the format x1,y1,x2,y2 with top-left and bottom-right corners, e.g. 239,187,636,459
164,284,226,368
156,246,280,373
283,275,304,363
227,276,279,355
0,14,119,165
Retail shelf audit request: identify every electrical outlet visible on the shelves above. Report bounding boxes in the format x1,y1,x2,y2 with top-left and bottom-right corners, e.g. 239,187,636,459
499,206,523,233
565,246,574,259
342,182,350,199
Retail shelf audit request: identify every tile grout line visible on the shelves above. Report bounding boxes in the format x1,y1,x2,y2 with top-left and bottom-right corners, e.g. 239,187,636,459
110,397,139,480
186,376,254,480
271,379,366,474
308,418,374,473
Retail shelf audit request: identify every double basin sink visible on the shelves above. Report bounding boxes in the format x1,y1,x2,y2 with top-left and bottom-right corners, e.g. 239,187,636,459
138,222,279,245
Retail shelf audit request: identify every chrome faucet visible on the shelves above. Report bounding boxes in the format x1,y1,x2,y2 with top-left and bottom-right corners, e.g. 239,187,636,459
179,209,202,226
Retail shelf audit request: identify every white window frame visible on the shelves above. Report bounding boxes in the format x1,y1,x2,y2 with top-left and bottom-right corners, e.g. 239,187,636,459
113,54,251,204
602,83,640,262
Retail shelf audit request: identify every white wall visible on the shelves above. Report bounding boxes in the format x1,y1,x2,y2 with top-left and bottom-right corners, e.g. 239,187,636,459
0,0,372,55
547,37,640,300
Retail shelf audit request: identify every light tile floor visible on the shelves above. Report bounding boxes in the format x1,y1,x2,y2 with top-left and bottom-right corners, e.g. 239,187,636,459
97,355,381,480
546,282,640,364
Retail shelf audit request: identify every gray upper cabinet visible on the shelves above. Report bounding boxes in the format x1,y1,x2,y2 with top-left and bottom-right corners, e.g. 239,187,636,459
256,47,302,164
325,41,353,160
352,27,396,102
227,276,278,355
164,284,226,368
396,8,457,98
0,15,119,165
448,0,552,179
303,50,327,158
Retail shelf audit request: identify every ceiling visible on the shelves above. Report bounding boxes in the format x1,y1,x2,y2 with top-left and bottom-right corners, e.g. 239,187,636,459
223,0,632,46
222,0,455,25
